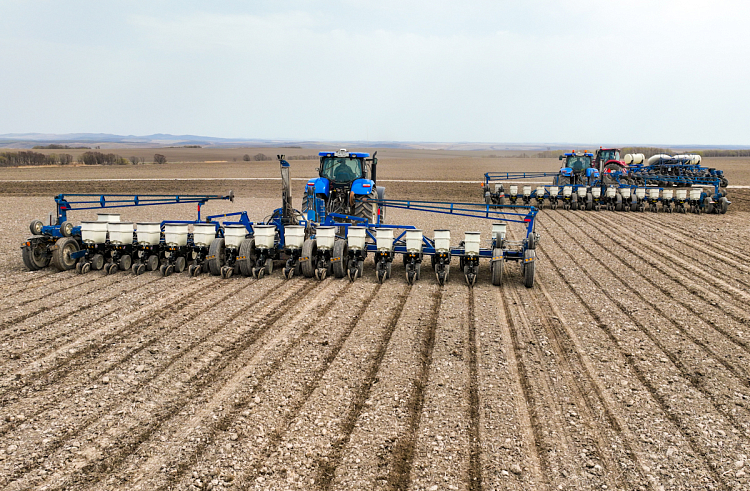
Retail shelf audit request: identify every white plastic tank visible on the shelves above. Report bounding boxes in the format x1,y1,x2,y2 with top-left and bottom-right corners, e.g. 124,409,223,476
347,227,367,251
375,228,394,252
536,186,546,197
137,222,161,246
577,187,588,199
509,185,518,196
662,189,674,200
494,184,503,193
223,225,248,249
624,153,645,165
81,221,108,244
647,154,672,165
434,230,451,253
522,185,531,196
284,225,305,249
464,231,481,256
606,187,617,198
405,229,423,253
164,223,189,247
492,223,507,241
253,225,277,249
549,186,560,196
592,187,601,198
620,188,632,199
676,189,687,200
192,223,217,247
563,186,573,197
689,188,702,200
635,188,646,200
108,221,134,245
97,213,121,223
648,188,660,200
316,226,336,250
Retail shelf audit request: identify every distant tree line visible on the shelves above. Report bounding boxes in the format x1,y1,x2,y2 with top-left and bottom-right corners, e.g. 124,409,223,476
32,144,91,149
689,149,750,157
0,151,73,167
483,153,531,158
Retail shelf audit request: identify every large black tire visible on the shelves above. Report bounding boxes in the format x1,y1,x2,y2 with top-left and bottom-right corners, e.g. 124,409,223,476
22,241,50,271
208,238,225,276
523,249,536,288
301,238,317,278
558,176,570,186
491,248,503,286
332,239,349,278
238,238,256,276
354,188,377,224
51,237,79,271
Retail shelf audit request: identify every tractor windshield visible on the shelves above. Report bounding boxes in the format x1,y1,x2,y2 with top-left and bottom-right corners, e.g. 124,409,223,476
599,150,620,162
320,157,363,183
567,156,591,171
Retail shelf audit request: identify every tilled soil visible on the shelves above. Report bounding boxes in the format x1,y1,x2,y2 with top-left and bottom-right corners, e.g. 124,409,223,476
1,192,750,491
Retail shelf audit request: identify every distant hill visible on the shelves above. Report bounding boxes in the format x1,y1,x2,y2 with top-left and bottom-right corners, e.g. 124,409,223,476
0,133,748,151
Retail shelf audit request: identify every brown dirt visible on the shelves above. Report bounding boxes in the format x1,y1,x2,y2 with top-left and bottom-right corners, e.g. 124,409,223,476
1,155,750,490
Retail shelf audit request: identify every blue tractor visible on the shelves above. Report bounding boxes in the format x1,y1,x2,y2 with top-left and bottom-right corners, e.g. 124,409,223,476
555,151,599,186
303,149,386,224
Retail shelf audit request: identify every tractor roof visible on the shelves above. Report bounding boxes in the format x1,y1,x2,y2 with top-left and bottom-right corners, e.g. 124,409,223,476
563,152,594,157
319,149,370,159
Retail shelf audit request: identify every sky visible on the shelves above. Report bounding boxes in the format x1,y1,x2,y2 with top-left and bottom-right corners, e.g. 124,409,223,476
0,1,748,145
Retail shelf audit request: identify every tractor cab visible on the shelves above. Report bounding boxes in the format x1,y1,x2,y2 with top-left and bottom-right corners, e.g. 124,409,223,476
595,147,626,185
319,150,367,184
557,151,596,186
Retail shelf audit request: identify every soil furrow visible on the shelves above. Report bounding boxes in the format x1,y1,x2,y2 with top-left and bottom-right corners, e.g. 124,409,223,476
466,287,482,491
591,213,750,304
0,276,222,403
0,269,71,298
162,280,379,491
537,215,742,489
574,212,750,331
107,279,362,490
6,277,313,490
542,213,750,430
0,273,162,355
556,210,750,362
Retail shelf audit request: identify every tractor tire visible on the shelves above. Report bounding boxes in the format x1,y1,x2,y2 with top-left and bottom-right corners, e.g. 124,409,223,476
301,238,317,278
29,219,44,235
559,176,570,186
51,237,79,271
332,239,348,278
238,238,256,277
22,241,50,271
208,238,225,276
354,188,377,224
523,249,536,288
491,248,504,286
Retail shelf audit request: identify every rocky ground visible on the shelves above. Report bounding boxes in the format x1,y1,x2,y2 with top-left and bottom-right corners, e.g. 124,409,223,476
0,175,749,490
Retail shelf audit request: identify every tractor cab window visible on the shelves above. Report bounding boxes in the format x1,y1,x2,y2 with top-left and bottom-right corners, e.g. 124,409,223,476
567,156,591,171
599,150,620,162
320,157,363,183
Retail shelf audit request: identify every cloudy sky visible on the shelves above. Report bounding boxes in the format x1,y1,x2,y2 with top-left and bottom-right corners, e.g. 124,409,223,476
1,1,748,145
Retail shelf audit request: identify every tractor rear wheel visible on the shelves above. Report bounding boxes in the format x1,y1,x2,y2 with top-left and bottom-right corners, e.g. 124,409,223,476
208,238,225,276
354,188,377,224
301,239,317,278
332,239,348,278
51,237,79,271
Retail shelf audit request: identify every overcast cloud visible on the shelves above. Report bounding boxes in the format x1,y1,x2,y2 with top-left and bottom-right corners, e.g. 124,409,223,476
0,1,748,144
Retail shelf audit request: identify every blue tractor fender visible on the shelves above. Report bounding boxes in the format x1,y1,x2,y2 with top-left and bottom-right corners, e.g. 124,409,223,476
306,177,330,197
351,178,375,195
560,167,573,177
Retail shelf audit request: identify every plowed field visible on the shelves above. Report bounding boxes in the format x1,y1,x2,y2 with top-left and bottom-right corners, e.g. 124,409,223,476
1,177,750,490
